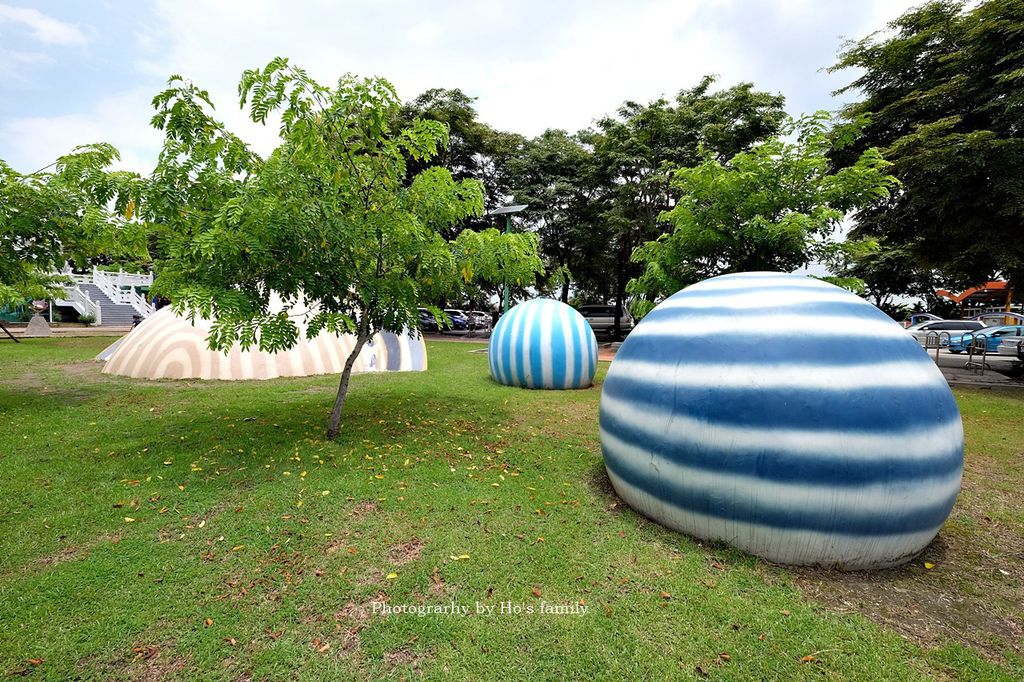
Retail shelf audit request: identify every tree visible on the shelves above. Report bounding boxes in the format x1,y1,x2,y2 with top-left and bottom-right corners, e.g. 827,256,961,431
592,77,788,334
401,88,527,221
832,0,1024,287
833,240,938,318
146,59,542,439
0,144,146,307
507,129,609,302
628,114,898,316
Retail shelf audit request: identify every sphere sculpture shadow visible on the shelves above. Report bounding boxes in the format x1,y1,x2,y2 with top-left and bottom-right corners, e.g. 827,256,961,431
599,272,964,569
489,298,598,389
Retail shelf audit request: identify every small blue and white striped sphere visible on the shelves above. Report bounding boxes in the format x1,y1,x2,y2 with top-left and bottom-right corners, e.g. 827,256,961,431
488,298,598,389
600,272,963,569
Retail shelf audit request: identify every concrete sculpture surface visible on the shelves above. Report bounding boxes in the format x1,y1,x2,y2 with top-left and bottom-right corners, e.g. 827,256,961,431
488,298,598,389
101,305,426,380
599,272,963,569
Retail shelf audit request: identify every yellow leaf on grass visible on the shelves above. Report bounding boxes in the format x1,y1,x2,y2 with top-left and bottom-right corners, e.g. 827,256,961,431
386,572,398,580
924,562,935,570
124,517,135,523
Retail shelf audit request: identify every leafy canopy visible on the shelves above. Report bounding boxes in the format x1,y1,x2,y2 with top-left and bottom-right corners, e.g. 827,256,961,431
628,114,898,317
0,144,146,306
147,58,541,353
832,0,1024,286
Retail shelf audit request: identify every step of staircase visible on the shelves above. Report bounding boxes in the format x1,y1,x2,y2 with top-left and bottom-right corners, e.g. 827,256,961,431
79,283,143,326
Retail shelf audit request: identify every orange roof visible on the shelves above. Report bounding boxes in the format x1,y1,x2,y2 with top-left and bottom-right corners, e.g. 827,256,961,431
935,281,1010,304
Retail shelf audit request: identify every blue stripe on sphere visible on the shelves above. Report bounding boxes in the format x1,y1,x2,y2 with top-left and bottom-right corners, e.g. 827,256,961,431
601,378,960,432
599,407,964,484
488,298,597,390
599,271,965,569
601,452,960,535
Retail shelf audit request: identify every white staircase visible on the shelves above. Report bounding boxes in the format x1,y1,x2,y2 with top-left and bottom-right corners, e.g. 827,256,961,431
52,267,155,326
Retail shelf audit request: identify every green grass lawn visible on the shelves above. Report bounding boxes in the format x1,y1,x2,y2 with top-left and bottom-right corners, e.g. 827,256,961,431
1,337,1022,680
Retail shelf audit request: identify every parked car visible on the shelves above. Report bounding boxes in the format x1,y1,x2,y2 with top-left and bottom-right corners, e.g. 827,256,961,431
577,304,633,336
902,312,941,328
442,308,469,333
906,320,986,345
467,310,491,331
998,337,1024,356
948,325,1024,354
417,307,439,333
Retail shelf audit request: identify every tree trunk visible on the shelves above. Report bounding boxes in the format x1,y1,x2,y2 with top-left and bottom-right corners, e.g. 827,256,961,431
560,273,570,303
0,320,19,343
326,328,371,440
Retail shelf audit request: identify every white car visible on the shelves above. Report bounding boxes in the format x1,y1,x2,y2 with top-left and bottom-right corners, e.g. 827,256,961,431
577,304,633,336
907,319,986,345
997,337,1024,356
468,310,491,331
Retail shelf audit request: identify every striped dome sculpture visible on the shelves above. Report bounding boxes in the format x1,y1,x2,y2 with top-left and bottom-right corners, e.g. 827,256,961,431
488,298,598,389
101,305,426,381
600,272,963,569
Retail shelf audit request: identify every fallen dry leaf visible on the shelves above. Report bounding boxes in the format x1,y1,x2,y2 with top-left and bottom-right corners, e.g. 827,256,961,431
532,586,543,597
718,653,731,661
203,618,214,627
660,591,671,600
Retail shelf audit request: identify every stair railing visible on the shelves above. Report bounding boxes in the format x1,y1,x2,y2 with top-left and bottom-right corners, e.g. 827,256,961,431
91,267,155,317
52,286,102,325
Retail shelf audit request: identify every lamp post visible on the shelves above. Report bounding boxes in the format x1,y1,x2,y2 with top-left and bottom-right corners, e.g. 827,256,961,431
487,204,527,315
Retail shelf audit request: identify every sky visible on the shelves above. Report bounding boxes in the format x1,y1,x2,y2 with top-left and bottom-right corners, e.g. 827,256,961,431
0,0,922,175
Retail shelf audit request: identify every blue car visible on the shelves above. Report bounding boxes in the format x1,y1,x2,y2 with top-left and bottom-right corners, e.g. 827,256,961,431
948,325,1024,353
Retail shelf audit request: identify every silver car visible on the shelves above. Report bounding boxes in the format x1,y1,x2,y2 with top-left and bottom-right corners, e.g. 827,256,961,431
577,304,633,336
468,310,491,331
907,319,986,345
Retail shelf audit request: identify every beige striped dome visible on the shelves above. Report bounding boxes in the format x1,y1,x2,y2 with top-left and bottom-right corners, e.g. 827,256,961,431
101,305,427,381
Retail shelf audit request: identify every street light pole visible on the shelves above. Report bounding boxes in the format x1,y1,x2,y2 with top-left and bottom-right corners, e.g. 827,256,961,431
487,204,527,316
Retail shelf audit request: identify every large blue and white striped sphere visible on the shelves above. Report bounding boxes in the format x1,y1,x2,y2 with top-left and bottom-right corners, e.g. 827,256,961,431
600,272,963,569
489,298,598,389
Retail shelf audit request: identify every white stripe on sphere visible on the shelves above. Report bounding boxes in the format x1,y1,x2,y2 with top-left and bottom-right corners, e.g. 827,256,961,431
488,298,597,390
607,358,949,391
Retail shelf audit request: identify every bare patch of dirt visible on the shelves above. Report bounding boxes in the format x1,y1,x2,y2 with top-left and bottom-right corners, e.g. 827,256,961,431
2,370,44,391
351,500,378,518
387,537,425,566
87,643,188,681
37,545,85,566
429,565,450,596
133,654,189,682
37,531,121,570
59,361,105,381
383,647,433,675
790,452,1024,664
331,594,384,657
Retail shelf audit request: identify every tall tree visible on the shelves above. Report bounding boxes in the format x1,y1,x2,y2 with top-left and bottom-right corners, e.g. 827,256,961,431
832,0,1024,287
0,145,146,307
592,77,787,334
401,88,526,218
507,129,609,302
628,114,898,316
834,241,939,318
146,59,542,439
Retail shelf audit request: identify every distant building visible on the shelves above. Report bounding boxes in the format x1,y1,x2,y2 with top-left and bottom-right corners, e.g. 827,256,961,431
935,281,1020,323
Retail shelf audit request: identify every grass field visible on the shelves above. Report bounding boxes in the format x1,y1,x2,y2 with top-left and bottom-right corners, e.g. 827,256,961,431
1,337,1022,680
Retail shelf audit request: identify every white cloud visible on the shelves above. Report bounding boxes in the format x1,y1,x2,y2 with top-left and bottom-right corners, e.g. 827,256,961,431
0,4,86,46
1,0,925,173
407,20,443,48
0,89,161,173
